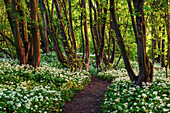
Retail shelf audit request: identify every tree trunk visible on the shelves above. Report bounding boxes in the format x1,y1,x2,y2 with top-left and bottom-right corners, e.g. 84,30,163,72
88,0,102,70
80,1,85,63
110,0,136,82
11,0,26,64
39,0,49,53
156,27,161,63
82,0,90,71
161,29,165,67
69,0,78,71
30,0,41,68
133,0,153,85
165,2,170,69
109,17,116,64
53,0,74,70
127,0,138,43
3,0,15,36
151,12,157,65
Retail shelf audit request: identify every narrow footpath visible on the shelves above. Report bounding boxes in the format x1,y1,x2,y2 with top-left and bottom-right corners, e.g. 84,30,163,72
61,75,111,113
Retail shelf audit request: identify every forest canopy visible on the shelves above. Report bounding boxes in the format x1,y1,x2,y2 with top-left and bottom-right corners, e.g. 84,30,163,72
0,0,169,85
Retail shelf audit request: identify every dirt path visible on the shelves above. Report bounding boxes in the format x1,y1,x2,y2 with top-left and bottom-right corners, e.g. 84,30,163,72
61,75,111,113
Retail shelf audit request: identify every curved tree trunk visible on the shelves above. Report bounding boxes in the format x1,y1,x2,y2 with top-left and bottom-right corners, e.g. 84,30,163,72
11,0,26,64
110,0,136,82
111,0,153,85
133,0,153,85
53,0,74,71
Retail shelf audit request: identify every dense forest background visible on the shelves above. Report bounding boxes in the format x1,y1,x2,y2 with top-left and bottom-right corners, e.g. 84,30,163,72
0,0,169,112
0,0,169,84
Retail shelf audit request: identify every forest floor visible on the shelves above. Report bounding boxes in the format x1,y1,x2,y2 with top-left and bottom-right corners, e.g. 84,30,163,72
61,75,112,113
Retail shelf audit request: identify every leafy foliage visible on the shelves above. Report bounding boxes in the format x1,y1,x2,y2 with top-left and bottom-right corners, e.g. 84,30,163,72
0,53,91,112
98,63,170,113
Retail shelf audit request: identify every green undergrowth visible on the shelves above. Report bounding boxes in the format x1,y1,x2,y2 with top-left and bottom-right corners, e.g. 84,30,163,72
0,57,91,112
98,64,170,113
0,51,169,113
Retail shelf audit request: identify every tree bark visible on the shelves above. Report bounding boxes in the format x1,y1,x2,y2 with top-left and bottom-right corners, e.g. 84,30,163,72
30,0,41,68
53,0,74,70
165,2,170,69
82,0,90,71
69,0,78,71
127,0,138,43
11,0,26,64
133,0,153,84
39,0,49,53
161,28,165,67
88,0,102,69
110,0,136,82
80,0,85,63
109,16,116,64
3,0,15,36
156,27,161,63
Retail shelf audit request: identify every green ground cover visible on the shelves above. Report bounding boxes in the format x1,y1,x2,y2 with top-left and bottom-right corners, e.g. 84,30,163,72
0,53,91,112
98,63,170,113
0,52,169,112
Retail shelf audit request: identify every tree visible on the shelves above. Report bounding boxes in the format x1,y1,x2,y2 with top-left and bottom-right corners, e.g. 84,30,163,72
88,0,117,70
0,31,14,58
82,0,90,71
110,0,153,85
4,0,41,68
51,0,91,71
39,0,49,53
29,0,41,68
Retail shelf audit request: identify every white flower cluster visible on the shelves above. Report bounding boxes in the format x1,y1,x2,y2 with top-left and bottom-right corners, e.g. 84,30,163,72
0,57,91,112
99,62,170,113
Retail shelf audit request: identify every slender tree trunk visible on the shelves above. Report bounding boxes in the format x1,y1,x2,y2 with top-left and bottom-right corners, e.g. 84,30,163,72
127,0,138,43
99,0,109,67
109,15,116,64
0,32,13,58
82,0,90,71
152,38,156,64
80,0,85,63
12,0,26,64
3,0,15,36
53,0,74,70
30,0,41,68
161,28,165,67
61,0,73,48
165,2,170,69
133,0,153,84
69,0,78,71
42,0,69,68
88,0,102,69
92,2,102,69
26,1,34,66
39,0,49,53
114,54,122,69
151,12,156,64
110,0,136,82
156,27,161,63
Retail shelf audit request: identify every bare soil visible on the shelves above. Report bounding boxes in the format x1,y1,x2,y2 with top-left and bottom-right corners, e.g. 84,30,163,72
61,75,111,113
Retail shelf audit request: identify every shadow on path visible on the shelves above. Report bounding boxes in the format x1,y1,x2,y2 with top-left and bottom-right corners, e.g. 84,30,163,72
61,75,111,113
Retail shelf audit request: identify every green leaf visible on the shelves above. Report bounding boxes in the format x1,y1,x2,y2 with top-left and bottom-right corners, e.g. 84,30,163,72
143,6,152,11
